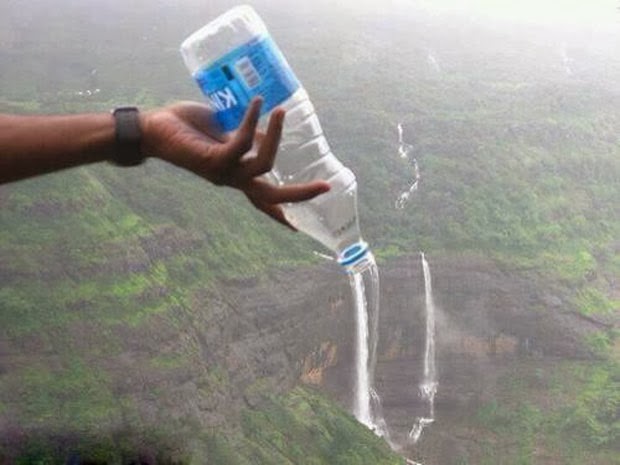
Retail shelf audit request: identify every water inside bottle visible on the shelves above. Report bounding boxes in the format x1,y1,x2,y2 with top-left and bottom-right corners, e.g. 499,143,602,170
283,174,360,255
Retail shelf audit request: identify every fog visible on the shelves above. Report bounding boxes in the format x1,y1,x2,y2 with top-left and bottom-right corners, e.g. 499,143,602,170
418,0,619,26
2,0,618,101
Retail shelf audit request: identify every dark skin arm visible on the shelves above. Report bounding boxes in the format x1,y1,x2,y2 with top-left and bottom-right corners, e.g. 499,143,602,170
0,112,115,181
0,98,330,228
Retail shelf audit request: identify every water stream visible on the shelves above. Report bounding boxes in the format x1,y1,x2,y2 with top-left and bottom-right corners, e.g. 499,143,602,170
409,252,438,444
426,49,441,73
351,271,372,426
395,123,420,210
349,254,390,439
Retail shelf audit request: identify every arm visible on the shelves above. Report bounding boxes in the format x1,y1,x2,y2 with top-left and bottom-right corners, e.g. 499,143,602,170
0,112,114,183
0,99,329,228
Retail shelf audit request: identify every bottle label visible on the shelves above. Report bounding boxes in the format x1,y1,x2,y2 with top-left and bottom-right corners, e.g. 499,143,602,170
194,36,301,132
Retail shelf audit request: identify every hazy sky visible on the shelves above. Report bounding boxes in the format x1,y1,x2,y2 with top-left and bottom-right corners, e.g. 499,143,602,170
3,0,619,29
414,0,620,27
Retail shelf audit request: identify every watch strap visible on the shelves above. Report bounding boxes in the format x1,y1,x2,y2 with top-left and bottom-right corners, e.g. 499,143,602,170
111,106,144,166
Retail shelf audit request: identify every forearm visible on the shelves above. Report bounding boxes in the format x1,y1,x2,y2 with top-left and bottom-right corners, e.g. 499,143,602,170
0,113,117,184
0,101,330,228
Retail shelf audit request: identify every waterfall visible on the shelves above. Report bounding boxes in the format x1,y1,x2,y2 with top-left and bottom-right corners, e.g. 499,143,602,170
560,43,574,76
395,123,420,210
351,271,372,426
409,252,438,443
426,49,441,73
349,254,391,439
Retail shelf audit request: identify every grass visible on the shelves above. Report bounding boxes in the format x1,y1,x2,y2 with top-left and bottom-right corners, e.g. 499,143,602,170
1,387,403,465
575,287,619,316
473,360,620,465
232,387,402,465
7,359,119,429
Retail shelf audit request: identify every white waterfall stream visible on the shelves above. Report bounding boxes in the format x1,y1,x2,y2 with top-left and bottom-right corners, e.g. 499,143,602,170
351,271,372,426
409,252,438,444
395,123,420,210
349,254,391,439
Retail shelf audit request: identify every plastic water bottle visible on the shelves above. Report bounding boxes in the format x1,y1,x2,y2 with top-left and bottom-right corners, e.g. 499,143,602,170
181,5,371,273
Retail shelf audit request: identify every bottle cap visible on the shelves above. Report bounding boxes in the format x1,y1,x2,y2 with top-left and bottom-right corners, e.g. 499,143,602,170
337,241,369,268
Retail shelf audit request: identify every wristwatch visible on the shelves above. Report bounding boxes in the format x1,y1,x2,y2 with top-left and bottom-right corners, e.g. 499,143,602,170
111,106,144,166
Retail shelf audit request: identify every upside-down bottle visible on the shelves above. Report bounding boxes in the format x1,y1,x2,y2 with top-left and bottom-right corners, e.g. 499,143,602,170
181,5,371,273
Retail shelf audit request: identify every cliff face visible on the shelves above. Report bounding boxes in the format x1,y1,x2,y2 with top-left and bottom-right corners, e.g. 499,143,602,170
0,223,615,463
188,250,608,452
184,250,609,462
293,254,614,463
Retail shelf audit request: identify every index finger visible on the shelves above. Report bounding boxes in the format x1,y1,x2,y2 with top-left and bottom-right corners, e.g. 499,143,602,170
244,107,285,177
224,97,263,161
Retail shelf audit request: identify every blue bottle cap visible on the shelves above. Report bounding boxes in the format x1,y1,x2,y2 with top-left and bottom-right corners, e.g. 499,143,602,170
337,241,369,267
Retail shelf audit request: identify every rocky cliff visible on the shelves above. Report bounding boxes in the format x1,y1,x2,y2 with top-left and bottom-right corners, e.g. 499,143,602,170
1,219,617,463
184,250,613,463
295,254,616,464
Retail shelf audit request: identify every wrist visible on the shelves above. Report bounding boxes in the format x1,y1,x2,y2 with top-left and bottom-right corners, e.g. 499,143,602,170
138,109,179,165
138,110,156,160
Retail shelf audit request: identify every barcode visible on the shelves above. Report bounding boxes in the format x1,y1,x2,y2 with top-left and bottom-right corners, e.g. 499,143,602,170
235,56,261,89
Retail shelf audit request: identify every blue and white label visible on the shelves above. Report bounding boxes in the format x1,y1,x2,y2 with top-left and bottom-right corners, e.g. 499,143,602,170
194,36,300,132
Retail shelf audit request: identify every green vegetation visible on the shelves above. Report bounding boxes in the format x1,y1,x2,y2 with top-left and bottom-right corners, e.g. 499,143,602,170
1,387,402,465
576,287,619,316
199,387,402,465
473,360,620,465
16,360,118,428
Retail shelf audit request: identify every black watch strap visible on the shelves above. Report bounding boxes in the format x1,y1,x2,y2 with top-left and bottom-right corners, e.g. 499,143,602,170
111,106,144,166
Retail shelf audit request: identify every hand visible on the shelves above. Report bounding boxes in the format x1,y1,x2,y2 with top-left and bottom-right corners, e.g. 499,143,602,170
140,98,330,229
